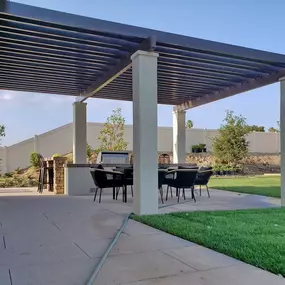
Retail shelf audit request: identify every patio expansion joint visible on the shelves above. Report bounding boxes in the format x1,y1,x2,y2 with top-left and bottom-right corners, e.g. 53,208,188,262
159,249,198,271
73,242,92,259
109,244,194,258
98,206,131,216
120,264,241,285
160,248,242,273
41,212,61,231
2,235,6,249
8,269,13,285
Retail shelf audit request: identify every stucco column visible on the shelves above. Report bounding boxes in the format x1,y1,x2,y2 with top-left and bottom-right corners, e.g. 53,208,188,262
280,77,285,206
131,50,159,215
73,102,87,163
173,110,186,163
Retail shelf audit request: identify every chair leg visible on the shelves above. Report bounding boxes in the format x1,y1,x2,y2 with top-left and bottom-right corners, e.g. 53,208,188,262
170,187,173,198
200,185,201,196
159,187,164,204
183,188,186,200
116,187,120,200
166,186,169,201
99,188,103,203
124,185,127,203
93,187,98,202
206,185,210,198
191,187,196,202
131,185,134,197
176,187,178,197
177,188,180,203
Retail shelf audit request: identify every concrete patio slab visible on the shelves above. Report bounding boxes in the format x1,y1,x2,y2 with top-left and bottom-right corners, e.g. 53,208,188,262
0,187,282,285
9,257,99,285
0,268,10,285
123,219,162,236
110,232,193,256
125,263,285,285
96,220,284,285
95,250,196,285
0,193,126,285
162,244,239,271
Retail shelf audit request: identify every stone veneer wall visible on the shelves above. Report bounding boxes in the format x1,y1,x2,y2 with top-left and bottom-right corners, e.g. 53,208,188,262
186,153,280,166
53,157,67,194
44,157,67,194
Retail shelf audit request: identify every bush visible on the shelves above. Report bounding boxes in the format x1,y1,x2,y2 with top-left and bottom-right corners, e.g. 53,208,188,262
52,153,61,158
30,152,41,168
65,153,73,163
3,172,13,178
0,175,38,188
14,167,22,174
87,144,93,161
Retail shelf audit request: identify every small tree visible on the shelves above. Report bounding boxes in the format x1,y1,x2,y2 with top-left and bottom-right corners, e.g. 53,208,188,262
212,110,249,166
186,120,193,129
30,152,41,168
86,144,93,161
97,108,128,151
0,125,4,141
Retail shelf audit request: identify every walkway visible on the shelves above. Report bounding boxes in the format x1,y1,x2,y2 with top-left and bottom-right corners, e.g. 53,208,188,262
95,219,284,285
0,187,282,284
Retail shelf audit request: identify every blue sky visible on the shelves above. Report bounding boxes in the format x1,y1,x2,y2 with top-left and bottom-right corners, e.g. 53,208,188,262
0,0,284,145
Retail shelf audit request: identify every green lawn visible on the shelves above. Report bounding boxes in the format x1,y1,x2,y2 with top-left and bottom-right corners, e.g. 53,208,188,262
133,208,285,277
209,175,280,198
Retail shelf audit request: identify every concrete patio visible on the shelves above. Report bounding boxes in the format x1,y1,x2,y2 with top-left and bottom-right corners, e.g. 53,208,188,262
0,187,282,285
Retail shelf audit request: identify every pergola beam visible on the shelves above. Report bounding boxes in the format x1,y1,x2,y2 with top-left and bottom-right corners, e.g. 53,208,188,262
3,1,285,64
78,36,156,102
174,70,285,111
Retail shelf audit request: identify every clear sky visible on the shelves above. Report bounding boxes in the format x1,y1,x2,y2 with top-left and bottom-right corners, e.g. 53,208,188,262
0,0,284,145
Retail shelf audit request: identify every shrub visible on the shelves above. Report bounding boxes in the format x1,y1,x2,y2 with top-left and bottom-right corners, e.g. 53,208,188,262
0,176,38,188
3,172,13,178
65,153,73,163
14,167,22,174
30,152,41,168
52,153,61,158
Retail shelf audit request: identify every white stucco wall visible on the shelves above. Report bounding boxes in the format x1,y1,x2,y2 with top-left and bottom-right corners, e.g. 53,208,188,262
0,146,5,173
0,122,281,174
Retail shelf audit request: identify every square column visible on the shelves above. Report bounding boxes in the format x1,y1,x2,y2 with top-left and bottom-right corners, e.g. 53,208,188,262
131,50,159,215
280,78,285,206
172,110,186,163
73,102,87,164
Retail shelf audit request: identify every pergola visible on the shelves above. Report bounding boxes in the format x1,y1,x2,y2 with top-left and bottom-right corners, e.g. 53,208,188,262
1,1,285,214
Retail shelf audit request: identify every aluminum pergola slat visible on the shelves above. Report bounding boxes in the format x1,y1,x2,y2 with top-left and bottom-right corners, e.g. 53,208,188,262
1,1,285,109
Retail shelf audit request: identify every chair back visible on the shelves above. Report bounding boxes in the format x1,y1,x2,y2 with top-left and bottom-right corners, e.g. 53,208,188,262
178,165,199,170
90,167,107,188
158,169,167,188
175,169,198,188
197,166,213,184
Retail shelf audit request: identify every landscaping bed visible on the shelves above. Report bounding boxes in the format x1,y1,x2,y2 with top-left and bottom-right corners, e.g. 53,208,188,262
0,168,38,188
133,208,285,277
209,175,280,198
